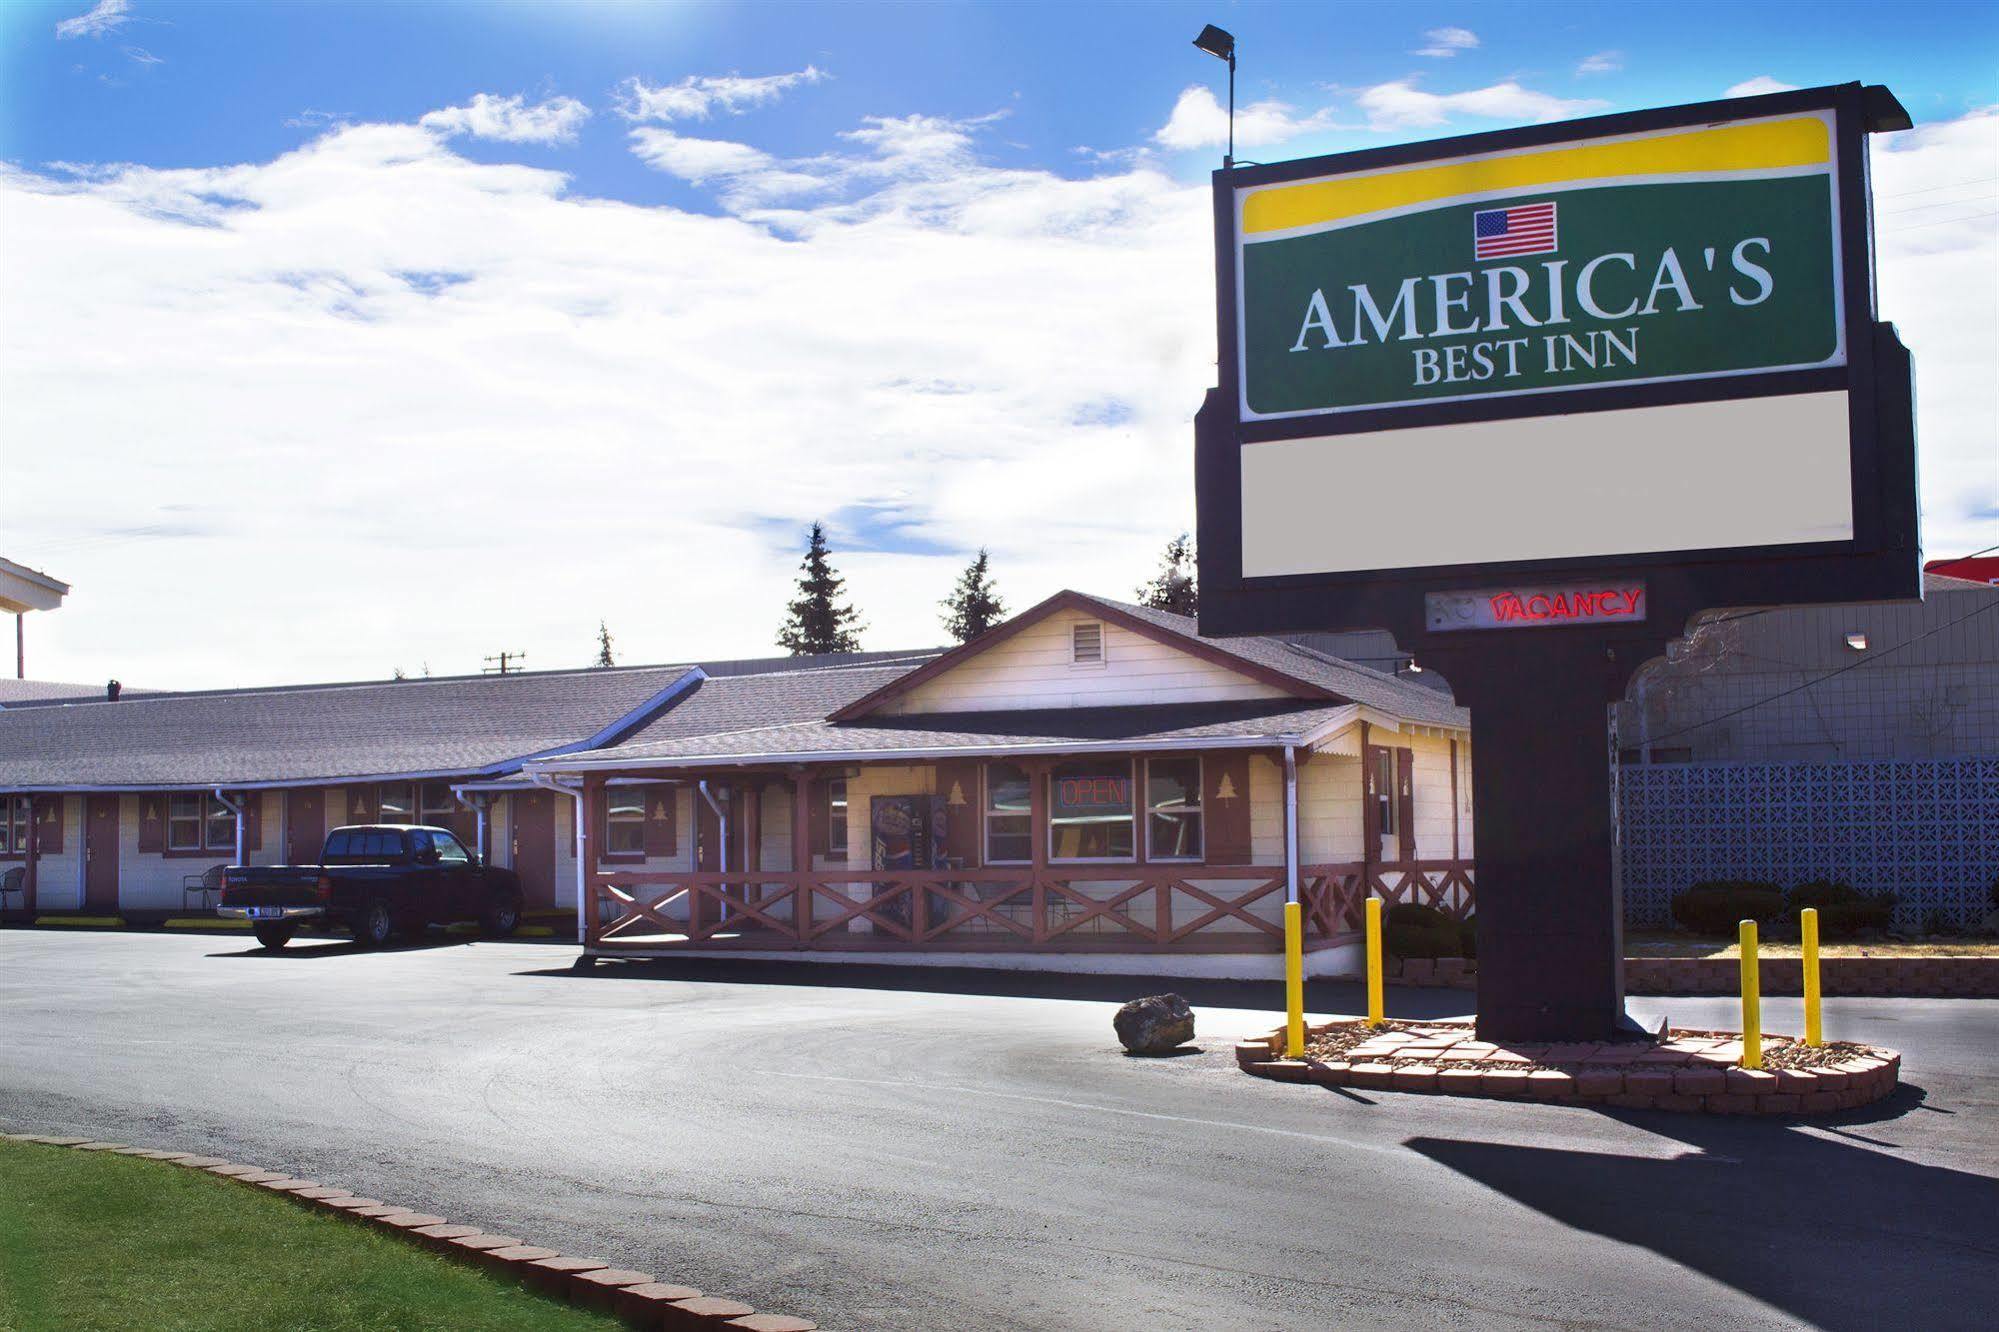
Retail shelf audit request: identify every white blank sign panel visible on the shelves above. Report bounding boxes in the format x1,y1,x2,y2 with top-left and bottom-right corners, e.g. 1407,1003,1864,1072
1238,391,1854,578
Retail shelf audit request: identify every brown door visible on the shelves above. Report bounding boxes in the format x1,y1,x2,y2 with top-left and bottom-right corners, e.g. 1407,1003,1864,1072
84,794,119,912
511,789,556,910
286,789,325,864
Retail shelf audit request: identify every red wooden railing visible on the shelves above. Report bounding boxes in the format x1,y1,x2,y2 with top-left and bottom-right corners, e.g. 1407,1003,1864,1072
586,860,1474,953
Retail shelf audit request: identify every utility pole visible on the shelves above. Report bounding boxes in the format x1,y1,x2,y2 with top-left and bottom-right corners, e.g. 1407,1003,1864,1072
482,651,528,676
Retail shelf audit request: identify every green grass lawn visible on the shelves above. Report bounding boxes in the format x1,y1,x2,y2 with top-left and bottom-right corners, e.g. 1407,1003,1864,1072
0,1140,619,1332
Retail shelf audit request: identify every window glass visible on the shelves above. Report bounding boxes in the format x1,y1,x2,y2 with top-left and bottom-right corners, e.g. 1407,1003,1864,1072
606,787,645,855
826,780,848,856
378,782,416,824
206,796,236,851
1049,760,1135,861
0,796,27,855
323,829,355,860
432,831,471,866
167,792,203,850
1374,750,1397,837
1147,757,1203,860
410,829,435,859
419,782,458,825
984,763,1031,863
363,830,403,860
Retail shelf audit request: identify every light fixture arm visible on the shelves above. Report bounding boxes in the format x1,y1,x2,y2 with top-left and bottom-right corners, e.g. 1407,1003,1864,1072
1225,51,1235,170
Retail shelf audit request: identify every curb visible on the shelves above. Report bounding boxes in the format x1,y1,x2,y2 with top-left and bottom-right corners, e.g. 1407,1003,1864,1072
0,1132,819,1331
1235,1023,1902,1116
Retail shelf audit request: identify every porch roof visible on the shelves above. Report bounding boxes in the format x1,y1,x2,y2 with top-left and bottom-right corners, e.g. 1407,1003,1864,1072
528,698,1363,772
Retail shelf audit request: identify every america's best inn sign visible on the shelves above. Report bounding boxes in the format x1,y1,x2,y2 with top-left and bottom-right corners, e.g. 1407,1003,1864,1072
1236,112,1843,419
1195,83,1921,627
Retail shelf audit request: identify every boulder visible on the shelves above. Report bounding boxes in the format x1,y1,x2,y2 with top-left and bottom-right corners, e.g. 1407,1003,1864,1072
1114,993,1196,1055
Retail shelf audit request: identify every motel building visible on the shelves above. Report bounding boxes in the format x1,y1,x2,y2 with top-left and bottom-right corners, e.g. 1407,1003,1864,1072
0,592,1472,977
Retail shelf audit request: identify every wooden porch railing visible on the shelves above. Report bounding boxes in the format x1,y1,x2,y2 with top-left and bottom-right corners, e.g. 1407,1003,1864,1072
586,861,1474,953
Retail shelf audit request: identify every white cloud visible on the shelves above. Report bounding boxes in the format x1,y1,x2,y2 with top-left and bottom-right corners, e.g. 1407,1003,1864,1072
616,67,827,123
55,0,129,39
1869,108,1999,561
627,129,773,184
1576,51,1623,76
121,45,161,66
1356,79,1609,131
1152,85,1347,151
1413,27,1480,59
419,93,590,145
0,112,1211,687
1725,76,1800,97
6,101,1989,689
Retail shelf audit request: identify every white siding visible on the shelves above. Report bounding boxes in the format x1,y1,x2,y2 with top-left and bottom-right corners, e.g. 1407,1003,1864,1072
22,795,83,911
114,790,285,913
880,607,1291,714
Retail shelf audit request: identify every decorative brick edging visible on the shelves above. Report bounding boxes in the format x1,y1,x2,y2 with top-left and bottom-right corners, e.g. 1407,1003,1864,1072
1235,1021,1901,1116
0,1133,818,1331
1626,955,1999,997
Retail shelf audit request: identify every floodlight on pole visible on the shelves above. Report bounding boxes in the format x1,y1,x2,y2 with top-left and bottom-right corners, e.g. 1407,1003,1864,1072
1192,23,1237,170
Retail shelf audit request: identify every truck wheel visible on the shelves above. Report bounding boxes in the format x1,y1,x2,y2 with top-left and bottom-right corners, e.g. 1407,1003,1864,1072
252,923,295,951
352,898,395,949
481,892,523,939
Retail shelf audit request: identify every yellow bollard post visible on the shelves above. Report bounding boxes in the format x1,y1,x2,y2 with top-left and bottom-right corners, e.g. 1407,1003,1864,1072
1284,901,1305,1057
1801,906,1823,1047
1739,919,1762,1070
1365,896,1385,1027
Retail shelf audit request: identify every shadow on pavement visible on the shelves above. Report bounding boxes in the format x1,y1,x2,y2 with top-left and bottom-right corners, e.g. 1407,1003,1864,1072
514,953,1473,1018
1407,1093,1993,1331
208,935,473,960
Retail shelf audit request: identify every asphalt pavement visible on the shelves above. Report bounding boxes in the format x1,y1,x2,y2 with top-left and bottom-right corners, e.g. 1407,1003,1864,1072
2,929,1994,1331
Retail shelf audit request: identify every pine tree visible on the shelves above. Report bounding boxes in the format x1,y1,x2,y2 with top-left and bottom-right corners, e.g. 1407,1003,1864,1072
594,620,616,668
776,522,865,655
1136,533,1199,617
940,548,1006,643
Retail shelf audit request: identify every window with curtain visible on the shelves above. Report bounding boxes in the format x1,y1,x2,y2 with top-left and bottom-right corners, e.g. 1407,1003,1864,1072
1049,759,1134,861
605,786,645,855
378,782,416,825
418,782,460,828
1146,757,1203,861
983,763,1031,863
0,796,29,856
168,792,235,852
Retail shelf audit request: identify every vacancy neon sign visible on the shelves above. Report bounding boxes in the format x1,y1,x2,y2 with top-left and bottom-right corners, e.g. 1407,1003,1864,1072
1426,581,1647,632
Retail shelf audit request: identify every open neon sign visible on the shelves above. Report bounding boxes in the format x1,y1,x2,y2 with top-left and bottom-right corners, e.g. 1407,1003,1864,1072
1426,581,1647,632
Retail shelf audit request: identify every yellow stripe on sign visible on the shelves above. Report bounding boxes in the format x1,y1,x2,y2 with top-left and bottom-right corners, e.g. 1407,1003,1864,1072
1242,115,1831,237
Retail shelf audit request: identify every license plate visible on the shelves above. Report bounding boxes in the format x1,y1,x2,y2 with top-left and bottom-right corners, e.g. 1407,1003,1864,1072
246,907,287,920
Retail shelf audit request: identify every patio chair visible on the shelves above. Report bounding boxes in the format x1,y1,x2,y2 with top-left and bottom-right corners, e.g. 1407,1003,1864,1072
182,863,227,912
1,866,23,914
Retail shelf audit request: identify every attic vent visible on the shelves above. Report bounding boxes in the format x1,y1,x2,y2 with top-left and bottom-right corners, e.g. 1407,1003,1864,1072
1071,621,1104,666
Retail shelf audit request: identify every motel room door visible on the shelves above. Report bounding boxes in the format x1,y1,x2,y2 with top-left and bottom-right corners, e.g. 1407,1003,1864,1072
511,789,557,910
286,789,325,865
83,794,119,913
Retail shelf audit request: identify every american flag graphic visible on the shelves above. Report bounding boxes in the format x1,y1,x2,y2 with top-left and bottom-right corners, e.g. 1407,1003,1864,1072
1473,201,1558,261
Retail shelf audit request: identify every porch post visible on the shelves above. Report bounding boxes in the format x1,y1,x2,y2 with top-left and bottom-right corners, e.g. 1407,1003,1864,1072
582,775,604,945
1283,746,1300,908
1028,758,1049,943
23,795,39,916
791,768,812,943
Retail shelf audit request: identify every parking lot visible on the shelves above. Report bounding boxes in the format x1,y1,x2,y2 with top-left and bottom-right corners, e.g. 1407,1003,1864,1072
3,929,1995,1330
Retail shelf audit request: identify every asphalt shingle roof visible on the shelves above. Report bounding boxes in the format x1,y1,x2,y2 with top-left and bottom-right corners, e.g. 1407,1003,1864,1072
567,698,1361,767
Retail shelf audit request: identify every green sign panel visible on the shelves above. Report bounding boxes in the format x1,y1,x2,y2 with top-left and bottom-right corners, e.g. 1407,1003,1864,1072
1233,113,1846,420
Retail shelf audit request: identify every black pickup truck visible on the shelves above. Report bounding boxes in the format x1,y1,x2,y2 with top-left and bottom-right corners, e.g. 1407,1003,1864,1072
217,824,525,951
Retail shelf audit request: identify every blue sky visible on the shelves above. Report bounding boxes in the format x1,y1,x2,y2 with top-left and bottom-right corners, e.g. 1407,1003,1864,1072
9,1,1996,203
2,1,1995,686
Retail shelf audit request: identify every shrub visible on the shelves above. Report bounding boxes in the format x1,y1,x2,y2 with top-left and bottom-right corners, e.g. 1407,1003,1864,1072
1457,916,1477,960
1385,902,1462,959
1669,881,1784,936
1784,880,1896,938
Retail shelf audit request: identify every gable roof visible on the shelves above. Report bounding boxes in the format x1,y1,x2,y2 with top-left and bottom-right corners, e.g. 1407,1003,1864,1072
0,652,940,791
827,589,1465,729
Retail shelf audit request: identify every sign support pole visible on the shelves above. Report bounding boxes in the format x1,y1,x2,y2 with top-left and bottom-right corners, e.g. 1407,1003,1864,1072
1420,630,1655,1041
